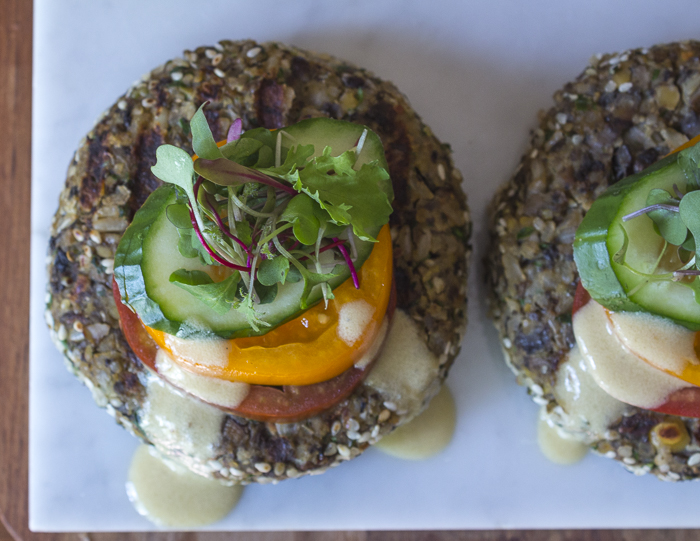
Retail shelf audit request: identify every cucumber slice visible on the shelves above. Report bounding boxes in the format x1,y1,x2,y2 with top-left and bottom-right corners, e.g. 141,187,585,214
115,185,378,338
574,150,700,330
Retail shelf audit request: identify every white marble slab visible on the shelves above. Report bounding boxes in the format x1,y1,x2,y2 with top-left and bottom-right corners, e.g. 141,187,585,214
30,0,700,532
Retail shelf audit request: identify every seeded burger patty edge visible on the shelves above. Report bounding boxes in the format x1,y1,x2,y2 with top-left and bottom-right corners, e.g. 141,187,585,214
487,40,700,481
45,39,470,484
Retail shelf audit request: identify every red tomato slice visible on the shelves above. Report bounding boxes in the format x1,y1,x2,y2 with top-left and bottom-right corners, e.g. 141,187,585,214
112,278,396,422
572,280,591,316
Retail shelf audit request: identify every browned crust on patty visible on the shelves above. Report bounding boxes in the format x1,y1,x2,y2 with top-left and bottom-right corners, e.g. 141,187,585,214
487,40,700,480
46,39,470,484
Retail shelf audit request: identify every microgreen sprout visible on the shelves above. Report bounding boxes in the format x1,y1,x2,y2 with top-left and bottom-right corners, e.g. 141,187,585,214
148,104,393,326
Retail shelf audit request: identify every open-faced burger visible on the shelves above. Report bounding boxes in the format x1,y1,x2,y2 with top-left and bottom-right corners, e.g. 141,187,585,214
487,40,700,480
46,38,470,505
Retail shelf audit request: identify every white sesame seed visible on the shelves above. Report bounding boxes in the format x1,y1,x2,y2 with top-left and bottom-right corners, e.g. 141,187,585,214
171,71,183,81
273,462,285,476
72,229,85,242
437,163,446,181
617,445,633,458
101,258,114,274
530,384,544,397
383,401,397,411
212,53,223,66
141,97,156,108
117,100,127,111
205,48,217,59
337,444,351,458
286,467,300,478
56,324,67,341
358,431,371,443
229,467,244,477
529,149,538,159
667,471,681,481
533,396,548,406
688,453,700,466
325,442,338,456
571,134,583,145
623,457,636,465
658,463,670,473
377,409,391,423
73,320,84,333
331,420,342,435
346,418,360,432
618,82,633,93
44,292,52,305
371,425,380,438
247,47,261,58
60,299,71,310
214,68,225,78
347,430,360,440
605,450,616,459
608,56,621,66
585,68,597,76
89,230,101,244
604,80,617,93
620,54,629,62
503,337,512,349
254,462,271,473
556,113,568,125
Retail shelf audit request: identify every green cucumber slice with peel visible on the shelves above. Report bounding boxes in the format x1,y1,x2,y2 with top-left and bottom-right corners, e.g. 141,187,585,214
574,147,700,330
114,118,388,338
115,185,378,338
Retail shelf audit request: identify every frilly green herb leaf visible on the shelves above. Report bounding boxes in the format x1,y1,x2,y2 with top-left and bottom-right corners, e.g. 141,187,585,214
169,269,240,315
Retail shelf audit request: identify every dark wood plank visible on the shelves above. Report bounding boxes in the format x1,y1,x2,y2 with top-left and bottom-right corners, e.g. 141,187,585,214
1,1,698,540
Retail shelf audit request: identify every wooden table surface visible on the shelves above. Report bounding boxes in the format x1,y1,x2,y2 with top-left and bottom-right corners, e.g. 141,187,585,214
1,1,699,540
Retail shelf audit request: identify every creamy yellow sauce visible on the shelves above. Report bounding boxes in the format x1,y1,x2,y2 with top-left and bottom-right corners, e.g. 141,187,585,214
375,385,456,459
337,299,375,345
364,310,441,414
574,300,689,410
155,348,250,409
127,444,243,528
536,414,588,465
164,332,231,369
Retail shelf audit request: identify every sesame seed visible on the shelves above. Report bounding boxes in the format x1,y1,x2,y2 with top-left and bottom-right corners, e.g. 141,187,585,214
608,56,621,66
89,230,101,244
171,71,183,81
530,149,538,159
347,430,360,440
604,80,617,93
141,97,156,108
618,82,633,93
325,442,338,456
530,384,544,397
212,53,223,66
346,418,360,432
571,134,583,145
254,462,271,473
623,457,636,465
229,467,244,477
57,324,67,341
377,409,391,423
359,431,371,443
658,463,670,473
73,321,84,333
273,462,285,476
117,100,127,111
331,420,342,435
605,450,616,459
617,445,633,458
286,467,300,478
556,113,568,125
73,229,85,242
44,292,52,305
214,42,224,51
503,337,512,349
101,258,114,274
383,401,397,411
205,48,217,59
688,453,700,466
371,425,380,438
247,47,261,58
214,68,225,78
337,444,351,458
437,163,446,181
667,472,681,481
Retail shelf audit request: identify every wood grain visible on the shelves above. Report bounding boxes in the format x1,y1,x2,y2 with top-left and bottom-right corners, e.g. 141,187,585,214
1,0,699,540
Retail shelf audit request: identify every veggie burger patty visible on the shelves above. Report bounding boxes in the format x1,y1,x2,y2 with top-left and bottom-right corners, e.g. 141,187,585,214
46,40,470,483
487,40,700,480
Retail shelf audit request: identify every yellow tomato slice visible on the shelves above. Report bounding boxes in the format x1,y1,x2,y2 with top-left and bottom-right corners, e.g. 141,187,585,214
146,224,393,386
